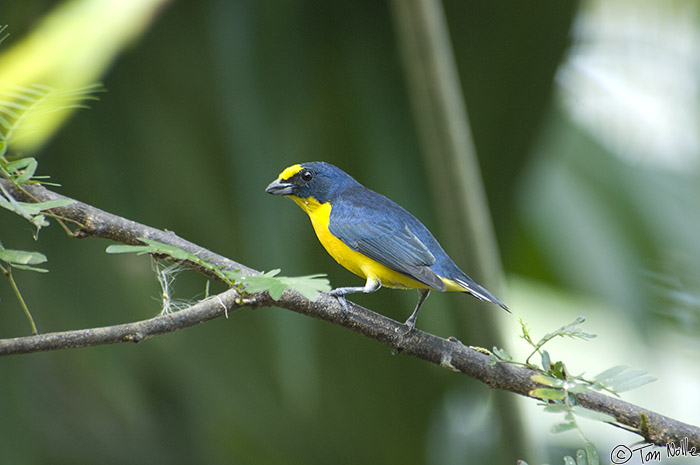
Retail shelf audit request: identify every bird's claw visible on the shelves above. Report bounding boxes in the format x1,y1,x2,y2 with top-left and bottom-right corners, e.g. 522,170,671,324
332,293,350,311
403,316,417,334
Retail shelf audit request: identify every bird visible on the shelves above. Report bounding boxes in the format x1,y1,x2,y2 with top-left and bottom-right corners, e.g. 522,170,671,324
265,161,508,329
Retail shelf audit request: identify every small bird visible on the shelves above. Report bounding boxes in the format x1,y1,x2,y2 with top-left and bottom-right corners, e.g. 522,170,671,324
265,162,508,329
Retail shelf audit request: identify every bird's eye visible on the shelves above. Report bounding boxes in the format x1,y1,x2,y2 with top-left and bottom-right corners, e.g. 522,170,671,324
300,169,314,182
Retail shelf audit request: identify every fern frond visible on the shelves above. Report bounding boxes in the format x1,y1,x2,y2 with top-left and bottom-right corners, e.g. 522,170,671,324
0,83,103,154
0,25,8,46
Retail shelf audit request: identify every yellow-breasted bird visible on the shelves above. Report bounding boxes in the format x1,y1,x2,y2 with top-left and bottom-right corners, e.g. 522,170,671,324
265,162,509,329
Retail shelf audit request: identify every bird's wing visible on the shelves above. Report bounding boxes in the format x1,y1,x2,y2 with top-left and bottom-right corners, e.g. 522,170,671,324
329,205,446,291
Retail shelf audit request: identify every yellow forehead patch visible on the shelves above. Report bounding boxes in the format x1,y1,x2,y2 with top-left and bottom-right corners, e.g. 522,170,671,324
278,164,303,181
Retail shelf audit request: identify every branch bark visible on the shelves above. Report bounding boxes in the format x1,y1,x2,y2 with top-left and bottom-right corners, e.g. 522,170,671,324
1,178,698,450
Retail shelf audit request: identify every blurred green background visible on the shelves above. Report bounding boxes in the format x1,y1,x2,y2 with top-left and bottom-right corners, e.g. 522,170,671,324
2,1,699,464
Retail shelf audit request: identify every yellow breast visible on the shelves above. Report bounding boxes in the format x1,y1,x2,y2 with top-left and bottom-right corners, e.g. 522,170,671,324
289,195,429,290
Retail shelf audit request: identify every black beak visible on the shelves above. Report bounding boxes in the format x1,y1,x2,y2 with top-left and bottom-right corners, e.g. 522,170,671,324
265,178,294,195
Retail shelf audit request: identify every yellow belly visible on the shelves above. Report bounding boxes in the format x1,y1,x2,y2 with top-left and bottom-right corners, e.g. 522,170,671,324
290,195,430,290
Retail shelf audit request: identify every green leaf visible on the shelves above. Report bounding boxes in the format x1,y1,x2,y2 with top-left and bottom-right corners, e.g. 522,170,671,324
105,244,153,254
0,24,8,46
538,316,597,345
541,349,551,371
594,365,629,383
242,273,331,301
543,403,570,414
518,317,530,334
613,375,656,392
531,374,564,387
530,388,567,400
576,449,588,465
571,406,616,423
549,360,567,379
0,243,48,272
584,442,600,465
567,383,593,395
491,346,512,362
243,275,289,300
0,84,104,155
0,247,47,265
3,157,38,183
279,274,331,301
593,365,656,392
263,269,281,277
146,240,198,261
551,421,577,434
0,177,74,236
13,198,74,215
611,374,656,392
106,239,197,262
11,263,49,273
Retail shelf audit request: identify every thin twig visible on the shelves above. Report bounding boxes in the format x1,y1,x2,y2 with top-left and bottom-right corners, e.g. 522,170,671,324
0,263,38,334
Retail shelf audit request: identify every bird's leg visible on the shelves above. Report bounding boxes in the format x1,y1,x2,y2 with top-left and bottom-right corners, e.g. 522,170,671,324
329,278,381,309
404,289,431,331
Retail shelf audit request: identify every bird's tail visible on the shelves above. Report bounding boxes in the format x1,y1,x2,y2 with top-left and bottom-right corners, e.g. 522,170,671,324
453,275,510,312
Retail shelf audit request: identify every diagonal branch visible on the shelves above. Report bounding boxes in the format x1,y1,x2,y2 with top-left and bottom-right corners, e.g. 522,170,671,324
1,178,698,450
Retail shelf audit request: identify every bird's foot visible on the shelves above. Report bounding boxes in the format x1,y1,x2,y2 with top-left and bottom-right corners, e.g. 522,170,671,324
329,292,354,325
391,319,416,354
403,316,417,333
329,291,350,309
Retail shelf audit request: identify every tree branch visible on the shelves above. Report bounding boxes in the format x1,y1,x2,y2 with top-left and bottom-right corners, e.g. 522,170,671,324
0,288,258,354
1,178,698,450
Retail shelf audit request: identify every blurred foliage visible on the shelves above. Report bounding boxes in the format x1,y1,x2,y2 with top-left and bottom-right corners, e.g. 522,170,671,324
1,1,698,465
517,112,700,332
0,0,167,153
